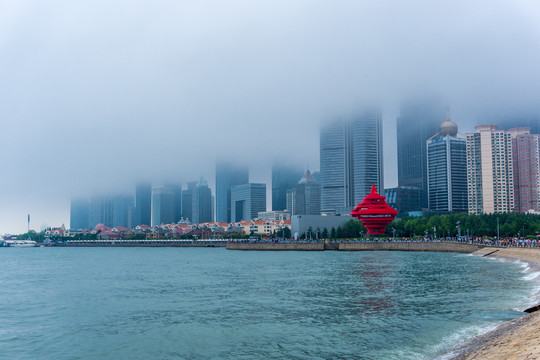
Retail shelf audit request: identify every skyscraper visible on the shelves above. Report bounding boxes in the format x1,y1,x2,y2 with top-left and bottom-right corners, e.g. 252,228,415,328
320,110,383,213
271,165,303,211
70,198,90,230
89,195,133,228
181,181,197,222
426,120,467,212
151,187,176,226
192,177,213,224
164,183,183,223
294,170,321,215
397,100,445,209
466,125,514,214
216,161,249,222
135,183,152,226
509,128,540,213
231,183,266,222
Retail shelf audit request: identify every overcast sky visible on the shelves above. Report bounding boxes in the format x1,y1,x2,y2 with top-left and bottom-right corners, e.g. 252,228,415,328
1,0,540,233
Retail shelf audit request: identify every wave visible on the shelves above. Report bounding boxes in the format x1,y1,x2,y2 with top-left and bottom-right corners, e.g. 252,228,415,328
433,322,500,360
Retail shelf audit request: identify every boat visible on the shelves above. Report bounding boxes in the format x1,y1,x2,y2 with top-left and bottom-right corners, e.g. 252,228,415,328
3,239,38,247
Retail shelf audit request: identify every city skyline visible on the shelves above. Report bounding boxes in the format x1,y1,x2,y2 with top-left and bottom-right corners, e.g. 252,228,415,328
1,1,540,233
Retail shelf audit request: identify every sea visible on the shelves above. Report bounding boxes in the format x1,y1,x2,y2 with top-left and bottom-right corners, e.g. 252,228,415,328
0,247,537,360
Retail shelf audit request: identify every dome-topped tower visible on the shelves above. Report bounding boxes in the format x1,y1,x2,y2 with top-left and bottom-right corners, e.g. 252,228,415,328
439,120,458,137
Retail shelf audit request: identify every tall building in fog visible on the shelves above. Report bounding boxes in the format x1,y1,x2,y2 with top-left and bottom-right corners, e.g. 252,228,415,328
294,170,321,215
151,187,176,226
192,177,213,224
135,183,152,226
181,181,197,222
89,195,133,228
70,199,90,230
272,165,303,211
426,119,467,212
231,183,266,222
509,128,540,213
320,110,383,213
466,125,514,214
164,183,183,223
216,161,249,222
397,99,445,209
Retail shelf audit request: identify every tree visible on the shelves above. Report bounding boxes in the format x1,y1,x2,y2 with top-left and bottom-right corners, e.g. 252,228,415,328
330,227,336,239
322,228,329,239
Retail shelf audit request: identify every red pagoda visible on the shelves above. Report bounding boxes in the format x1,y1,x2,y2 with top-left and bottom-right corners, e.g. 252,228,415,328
350,185,398,235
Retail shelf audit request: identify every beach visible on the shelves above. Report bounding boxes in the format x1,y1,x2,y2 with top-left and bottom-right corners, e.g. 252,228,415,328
451,247,540,359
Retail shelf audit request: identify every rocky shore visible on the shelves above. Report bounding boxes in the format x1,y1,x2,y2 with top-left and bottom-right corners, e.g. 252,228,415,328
449,247,540,360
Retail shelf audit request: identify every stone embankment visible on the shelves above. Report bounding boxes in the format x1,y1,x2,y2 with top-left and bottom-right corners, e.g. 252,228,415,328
226,241,479,253
226,242,325,251
338,241,478,253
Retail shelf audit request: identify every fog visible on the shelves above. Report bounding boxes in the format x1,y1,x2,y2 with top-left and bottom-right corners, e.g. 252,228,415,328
1,0,539,233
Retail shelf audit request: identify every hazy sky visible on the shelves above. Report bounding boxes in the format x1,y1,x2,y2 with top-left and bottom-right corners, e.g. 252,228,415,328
1,0,540,233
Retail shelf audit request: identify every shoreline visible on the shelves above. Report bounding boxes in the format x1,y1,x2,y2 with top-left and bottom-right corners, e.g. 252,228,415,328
447,247,540,359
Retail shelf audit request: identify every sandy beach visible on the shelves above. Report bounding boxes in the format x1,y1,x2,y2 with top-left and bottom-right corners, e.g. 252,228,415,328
450,247,540,360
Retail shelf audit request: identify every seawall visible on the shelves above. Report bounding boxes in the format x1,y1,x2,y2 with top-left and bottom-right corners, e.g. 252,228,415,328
226,242,325,251
338,241,479,253
226,241,480,253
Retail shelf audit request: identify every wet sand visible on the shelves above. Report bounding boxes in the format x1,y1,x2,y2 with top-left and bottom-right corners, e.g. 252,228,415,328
450,247,540,360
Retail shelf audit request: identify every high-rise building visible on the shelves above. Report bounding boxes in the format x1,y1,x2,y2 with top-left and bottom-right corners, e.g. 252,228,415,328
164,183,183,223
181,181,197,222
70,199,90,230
89,195,133,228
466,125,514,214
320,110,383,213
231,183,267,222
384,187,422,215
151,188,176,226
509,128,540,213
397,100,445,209
426,120,467,212
192,177,213,224
479,112,540,134
216,161,249,222
286,189,296,215
294,170,321,215
135,183,152,226
271,165,303,211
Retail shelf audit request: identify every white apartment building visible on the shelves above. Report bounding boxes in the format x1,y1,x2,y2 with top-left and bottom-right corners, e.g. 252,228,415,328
466,125,514,214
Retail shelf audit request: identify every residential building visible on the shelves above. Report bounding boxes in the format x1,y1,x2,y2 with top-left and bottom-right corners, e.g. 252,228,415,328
466,125,514,214
426,119,468,212
397,99,446,209
320,110,383,213
294,170,321,215
509,128,540,213
216,161,249,222
272,165,303,211
231,183,266,222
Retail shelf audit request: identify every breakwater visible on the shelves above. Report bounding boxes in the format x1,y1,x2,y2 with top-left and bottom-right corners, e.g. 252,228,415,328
226,241,480,253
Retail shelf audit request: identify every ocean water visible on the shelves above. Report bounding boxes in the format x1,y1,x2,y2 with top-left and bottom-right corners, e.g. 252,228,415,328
0,248,535,360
